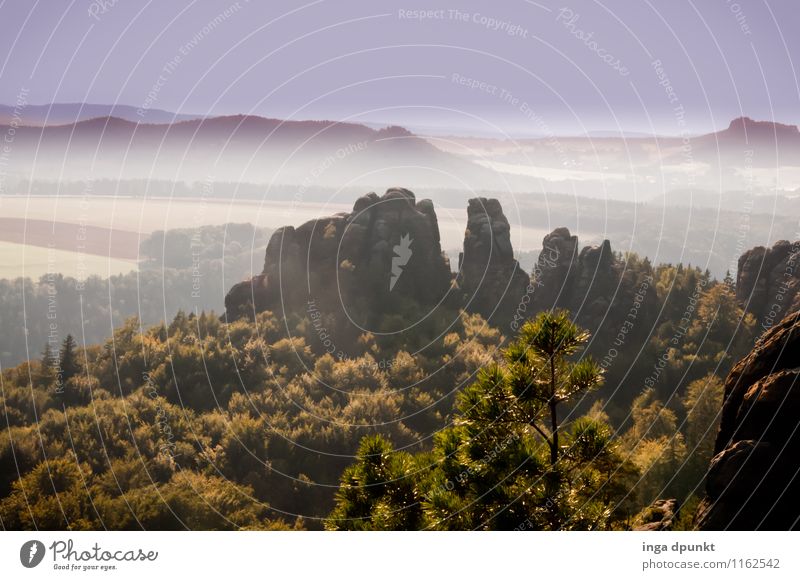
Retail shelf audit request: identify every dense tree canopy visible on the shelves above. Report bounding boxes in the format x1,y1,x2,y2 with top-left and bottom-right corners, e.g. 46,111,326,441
0,245,759,530
0,306,502,529
328,312,639,530
0,224,271,369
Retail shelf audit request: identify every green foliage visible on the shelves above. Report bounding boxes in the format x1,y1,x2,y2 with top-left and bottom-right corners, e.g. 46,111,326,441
621,373,725,513
0,224,271,369
328,311,639,530
0,244,756,530
505,311,604,466
0,306,503,529
58,334,81,385
326,436,427,530
588,257,756,421
0,455,283,530
682,374,724,472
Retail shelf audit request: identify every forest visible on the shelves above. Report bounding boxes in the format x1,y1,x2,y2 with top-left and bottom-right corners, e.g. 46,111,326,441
0,223,271,368
0,250,757,530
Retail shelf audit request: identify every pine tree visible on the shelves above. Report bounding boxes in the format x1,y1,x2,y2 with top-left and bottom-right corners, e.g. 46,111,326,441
723,269,734,287
36,343,57,387
328,311,634,531
58,334,81,386
504,310,604,466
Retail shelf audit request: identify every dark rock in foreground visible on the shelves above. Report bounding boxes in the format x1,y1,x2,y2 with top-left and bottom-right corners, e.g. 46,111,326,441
695,309,800,530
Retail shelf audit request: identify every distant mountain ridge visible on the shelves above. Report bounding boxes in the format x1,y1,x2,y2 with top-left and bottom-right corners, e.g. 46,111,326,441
721,116,800,140
0,113,512,189
0,102,202,126
1,104,797,195
687,116,800,165
5,103,795,143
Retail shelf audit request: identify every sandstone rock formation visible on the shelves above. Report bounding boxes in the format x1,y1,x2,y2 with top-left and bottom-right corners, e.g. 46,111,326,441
531,228,619,314
456,197,531,324
225,188,453,337
736,240,800,329
225,190,539,340
633,499,677,531
529,227,579,312
529,227,632,335
695,309,800,530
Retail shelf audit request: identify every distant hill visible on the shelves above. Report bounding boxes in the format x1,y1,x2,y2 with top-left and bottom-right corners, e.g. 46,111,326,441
686,116,800,166
2,106,797,197
584,130,659,138
0,102,201,126
0,113,517,189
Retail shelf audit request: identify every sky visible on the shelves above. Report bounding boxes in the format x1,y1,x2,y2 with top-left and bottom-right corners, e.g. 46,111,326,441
0,0,798,136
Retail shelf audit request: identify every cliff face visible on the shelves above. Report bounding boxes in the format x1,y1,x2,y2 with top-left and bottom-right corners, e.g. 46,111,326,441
225,188,453,333
224,189,531,344
456,197,531,324
531,227,618,315
527,227,648,341
736,240,800,330
225,200,658,349
696,309,800,530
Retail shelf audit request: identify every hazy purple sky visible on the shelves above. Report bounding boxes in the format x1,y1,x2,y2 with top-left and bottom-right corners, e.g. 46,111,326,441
0,0,797,135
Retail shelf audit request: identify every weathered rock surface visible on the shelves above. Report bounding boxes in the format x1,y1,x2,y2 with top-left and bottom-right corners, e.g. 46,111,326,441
695,309,800,530
456,198,531,324
225,190,539,340
529,227,579,313
634,499,678,531
736,240,800,328
527,227,650,340
225,188,453,335
531,228,619,317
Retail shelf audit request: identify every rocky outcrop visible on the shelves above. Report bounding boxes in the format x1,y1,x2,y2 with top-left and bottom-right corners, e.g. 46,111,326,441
528,227,637,336
225,188,453,336
531,228,618,315
634,499,677,531
695,309,800,530
529,227,579,312
456,198,531,323
225,189,538,339
224,204,667,369
736,240,800,329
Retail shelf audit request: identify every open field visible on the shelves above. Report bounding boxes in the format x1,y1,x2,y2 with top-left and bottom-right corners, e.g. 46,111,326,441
0,217,140,259
0,195,351,234
0,241,136,279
